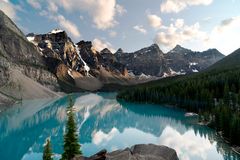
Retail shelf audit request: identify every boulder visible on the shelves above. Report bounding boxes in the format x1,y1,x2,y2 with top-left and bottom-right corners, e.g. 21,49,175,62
74,144,178,160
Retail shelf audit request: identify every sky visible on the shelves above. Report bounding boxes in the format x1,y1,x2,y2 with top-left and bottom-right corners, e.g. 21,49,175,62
0,0,240,55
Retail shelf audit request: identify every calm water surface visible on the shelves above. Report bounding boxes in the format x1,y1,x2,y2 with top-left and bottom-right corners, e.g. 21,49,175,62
0,93,239,160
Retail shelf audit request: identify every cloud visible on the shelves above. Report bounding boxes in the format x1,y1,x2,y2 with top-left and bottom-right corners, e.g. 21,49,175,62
27,0,41,9
175,19,184,28
153,16,240,54
92,128,118,145
109,31,117,37
206,16,240,54
56,0,126,30
154,19,207,50
33,1,81,39
55,15,81,38
116,4,127,16
0,0,18,20
92,38,116,53
47,1,58,13
133,25,147,34
203,16,212,21
147,14,162,29
159,127,214,160
216,16,240,32
39,10,81,39
160,0,213,13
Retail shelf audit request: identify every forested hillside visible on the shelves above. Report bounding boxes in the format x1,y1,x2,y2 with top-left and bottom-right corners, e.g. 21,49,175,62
117,48,240,146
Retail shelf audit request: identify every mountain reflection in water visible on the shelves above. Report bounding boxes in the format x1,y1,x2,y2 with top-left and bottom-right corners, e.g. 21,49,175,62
0,93,239,160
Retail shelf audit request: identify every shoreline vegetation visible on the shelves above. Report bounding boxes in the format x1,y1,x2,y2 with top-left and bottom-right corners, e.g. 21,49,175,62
117,64,240,148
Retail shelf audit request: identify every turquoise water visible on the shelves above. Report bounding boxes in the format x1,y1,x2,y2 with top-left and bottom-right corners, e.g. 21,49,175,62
0,93,239,160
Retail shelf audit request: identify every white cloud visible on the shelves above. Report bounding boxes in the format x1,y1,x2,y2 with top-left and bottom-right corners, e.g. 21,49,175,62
133,25,147,34
55,15,81,38
206,16,240,54
39,10,81,39
39,10,48,16
159,127,215,160
56,0,125,30
47,1,58,13
35,1,81,39
175,19,184,28
153,16,240,54
203,16,212,21
0,0,18,20
27,0,41,9
92,128,118,145
109,31,117,37
116,4,127,16
154,19,207,50
92,38,116,53
147,14,162,29
160,0,213,13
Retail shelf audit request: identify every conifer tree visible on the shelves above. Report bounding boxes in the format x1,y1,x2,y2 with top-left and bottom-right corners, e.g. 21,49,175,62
61,96,82,160
43,138,53,160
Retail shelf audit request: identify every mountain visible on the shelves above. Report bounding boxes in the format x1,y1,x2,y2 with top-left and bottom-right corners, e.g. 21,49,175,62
165,45,225,74
0,9,226,100
206,48,240,71
117,48,240,102
115,44,168,76
115,44,224,77
117,48,240,146
0,10,60,105
27,30,136,91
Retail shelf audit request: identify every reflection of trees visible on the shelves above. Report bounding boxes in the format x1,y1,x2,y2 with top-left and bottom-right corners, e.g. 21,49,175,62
0,97,68,160
119,100,240,160
0,93,239,160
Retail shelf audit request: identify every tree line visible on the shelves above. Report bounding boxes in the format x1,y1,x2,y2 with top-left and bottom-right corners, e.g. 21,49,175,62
117,68,240,146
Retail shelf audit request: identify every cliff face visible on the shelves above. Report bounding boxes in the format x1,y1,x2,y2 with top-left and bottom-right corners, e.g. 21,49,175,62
115,44,225,77
165,45,225,74
0,10,60,103
115,44,169,76
27,31,131,92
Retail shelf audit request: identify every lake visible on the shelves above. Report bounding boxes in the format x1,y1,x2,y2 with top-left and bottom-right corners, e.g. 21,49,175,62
0,92,239,160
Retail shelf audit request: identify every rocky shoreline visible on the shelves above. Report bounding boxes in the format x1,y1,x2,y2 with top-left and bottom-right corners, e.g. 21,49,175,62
73,144,179,160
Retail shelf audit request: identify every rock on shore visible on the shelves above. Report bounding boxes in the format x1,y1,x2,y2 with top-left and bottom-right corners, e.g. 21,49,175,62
73,144,178,160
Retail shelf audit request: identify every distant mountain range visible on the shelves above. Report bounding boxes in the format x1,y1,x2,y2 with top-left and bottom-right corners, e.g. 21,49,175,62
116,39,240,146
116,44,224,77
0,9,226,104
26,29,224,87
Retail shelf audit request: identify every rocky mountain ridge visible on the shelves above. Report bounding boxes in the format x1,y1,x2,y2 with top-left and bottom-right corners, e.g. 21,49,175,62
26,30,135,92
0,10,60,106
27,29,224,80
0,9,225,103
116,44,225,77
165,45,225,75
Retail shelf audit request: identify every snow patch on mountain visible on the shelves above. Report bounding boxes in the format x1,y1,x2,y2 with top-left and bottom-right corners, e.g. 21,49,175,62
189,62,198,66
162,72,169,78
67,69,74,78
74,44,90,76
169,68,177,75
49,29,64,34
192,69,199,73
128,71,135,77
139,73,151,79
26,36,34,42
